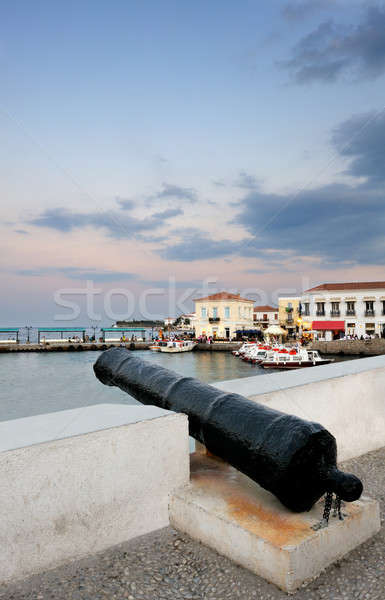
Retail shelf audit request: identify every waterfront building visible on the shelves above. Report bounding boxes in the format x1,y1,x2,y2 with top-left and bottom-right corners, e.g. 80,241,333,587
174,313,196,331
301,281,385,340
278,297,301,337
193,292,254,339
253,305,278,330
164,317,175,327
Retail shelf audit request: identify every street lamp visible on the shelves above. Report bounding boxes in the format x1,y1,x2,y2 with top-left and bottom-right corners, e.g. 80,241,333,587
25,326,32,344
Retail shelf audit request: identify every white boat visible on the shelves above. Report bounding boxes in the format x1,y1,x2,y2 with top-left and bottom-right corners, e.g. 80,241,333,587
159,340,197,353
261,348,333,369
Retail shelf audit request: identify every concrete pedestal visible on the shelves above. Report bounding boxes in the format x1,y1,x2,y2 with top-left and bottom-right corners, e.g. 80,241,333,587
170,454,380,593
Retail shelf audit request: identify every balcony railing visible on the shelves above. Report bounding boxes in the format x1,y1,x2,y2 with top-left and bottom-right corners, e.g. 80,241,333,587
346,310,356,316
365,311,375,317
209,317,220,323
330,311,340,317
316,311,325,317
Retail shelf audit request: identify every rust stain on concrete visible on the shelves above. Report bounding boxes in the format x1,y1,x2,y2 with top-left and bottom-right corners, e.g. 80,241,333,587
190,453,317,547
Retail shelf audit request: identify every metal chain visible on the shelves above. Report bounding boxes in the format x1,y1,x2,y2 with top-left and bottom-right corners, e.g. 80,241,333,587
322,491,333,524
335,495,343,520
312,491,340,530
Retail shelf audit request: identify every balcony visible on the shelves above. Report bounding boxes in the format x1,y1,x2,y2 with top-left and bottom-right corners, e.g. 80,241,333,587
316,311,325,317
365,311,375,317
346,310,356,316
330,311,340,317
209,317,220,323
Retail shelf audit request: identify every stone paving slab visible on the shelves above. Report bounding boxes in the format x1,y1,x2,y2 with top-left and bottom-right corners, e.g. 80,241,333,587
1,447,384,600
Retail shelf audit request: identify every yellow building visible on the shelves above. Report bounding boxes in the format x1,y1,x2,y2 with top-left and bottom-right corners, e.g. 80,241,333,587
278,296,301,337
193,292,254,340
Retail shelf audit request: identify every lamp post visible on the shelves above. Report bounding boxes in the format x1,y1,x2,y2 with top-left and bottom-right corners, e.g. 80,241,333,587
91,325,97,342
25,326,32,344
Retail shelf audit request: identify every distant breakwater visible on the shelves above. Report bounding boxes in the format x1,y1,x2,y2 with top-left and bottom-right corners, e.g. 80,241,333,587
0,341,241,354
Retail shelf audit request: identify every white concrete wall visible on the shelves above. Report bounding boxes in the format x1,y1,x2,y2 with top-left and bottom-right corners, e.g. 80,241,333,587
214,355,385,462
0,404,189,584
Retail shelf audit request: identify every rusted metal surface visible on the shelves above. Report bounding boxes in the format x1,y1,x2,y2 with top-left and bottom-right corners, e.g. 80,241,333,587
94,347,363,513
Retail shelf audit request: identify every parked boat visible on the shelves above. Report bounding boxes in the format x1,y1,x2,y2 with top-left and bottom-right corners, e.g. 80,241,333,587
261,348,333,369
149,340,165,351
159,340,197,353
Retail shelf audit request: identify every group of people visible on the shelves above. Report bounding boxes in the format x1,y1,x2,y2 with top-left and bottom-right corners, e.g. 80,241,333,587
341,333,378,340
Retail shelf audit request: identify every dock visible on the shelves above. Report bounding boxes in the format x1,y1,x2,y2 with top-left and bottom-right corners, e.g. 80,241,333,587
0,341,241,353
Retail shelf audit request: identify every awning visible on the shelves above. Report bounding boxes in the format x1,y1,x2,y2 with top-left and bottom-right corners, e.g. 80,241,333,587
312,321,345,331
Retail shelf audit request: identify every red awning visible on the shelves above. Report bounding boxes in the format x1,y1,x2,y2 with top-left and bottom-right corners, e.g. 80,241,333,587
312,321,345,331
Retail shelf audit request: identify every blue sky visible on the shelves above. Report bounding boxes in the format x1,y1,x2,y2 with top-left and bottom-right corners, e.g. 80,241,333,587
1,0,385,324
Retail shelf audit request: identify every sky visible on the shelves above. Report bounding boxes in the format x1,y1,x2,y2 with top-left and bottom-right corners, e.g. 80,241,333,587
1,0,385,325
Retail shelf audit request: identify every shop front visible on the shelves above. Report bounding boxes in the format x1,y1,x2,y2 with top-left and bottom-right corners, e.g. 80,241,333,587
312,321,345,341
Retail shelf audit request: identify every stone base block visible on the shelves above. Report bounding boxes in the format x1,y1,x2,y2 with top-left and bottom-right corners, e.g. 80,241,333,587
169,454,380,593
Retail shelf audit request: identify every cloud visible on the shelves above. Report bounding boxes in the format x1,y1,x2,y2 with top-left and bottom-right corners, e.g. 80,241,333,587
14,229,30,235
282,0,337,21
233,171,260,190
156,182,198,203
281,5,385,83
156,108,385,267
116,197,135,210
12,267,138,282
152,208,183,219
28,205,182,239
331,109,385,183
233,181,385,266
158,229,239,262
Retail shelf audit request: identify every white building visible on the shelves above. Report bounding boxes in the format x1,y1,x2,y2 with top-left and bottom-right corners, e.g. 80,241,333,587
253,305,278,330
175,313,196,331
301,281,385,340
164,317,175,327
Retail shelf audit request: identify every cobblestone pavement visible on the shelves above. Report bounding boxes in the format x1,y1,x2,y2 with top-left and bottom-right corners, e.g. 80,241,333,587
1,448,384,600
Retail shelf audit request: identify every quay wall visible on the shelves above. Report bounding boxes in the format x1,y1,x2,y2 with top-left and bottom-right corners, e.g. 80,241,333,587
0,341,241,353
0,404,189,584
311,338,385,356
214,355,385,462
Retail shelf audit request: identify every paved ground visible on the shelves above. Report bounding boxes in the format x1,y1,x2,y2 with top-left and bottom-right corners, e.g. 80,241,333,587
1,448,384,600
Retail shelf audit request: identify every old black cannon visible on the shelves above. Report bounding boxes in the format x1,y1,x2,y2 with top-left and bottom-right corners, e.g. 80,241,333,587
94,347,362,514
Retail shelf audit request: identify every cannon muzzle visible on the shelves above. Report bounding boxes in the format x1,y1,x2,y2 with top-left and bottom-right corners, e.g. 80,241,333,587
94,347,362,512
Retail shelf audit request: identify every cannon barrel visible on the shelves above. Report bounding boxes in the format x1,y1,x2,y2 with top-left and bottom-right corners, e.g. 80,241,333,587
94,347,363,512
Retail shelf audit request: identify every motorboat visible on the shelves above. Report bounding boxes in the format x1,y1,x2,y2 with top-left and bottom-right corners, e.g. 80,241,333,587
261,348,333,369
232,342,256,357
159,340,197,353
149,339,165,351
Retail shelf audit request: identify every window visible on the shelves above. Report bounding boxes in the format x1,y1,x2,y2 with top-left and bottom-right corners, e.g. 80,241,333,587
201,307,207,318
331,302,340,316
365,301,374,316
382,300,385,316
224,306,230,319
263,314,267,321
275,313,278,320
212,307,218,318
303,303,310,316
316,302,325,316
346,301,355,316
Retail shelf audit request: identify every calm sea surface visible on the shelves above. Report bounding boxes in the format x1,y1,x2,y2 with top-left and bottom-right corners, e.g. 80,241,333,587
0,350,358,423
0,350,270,422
